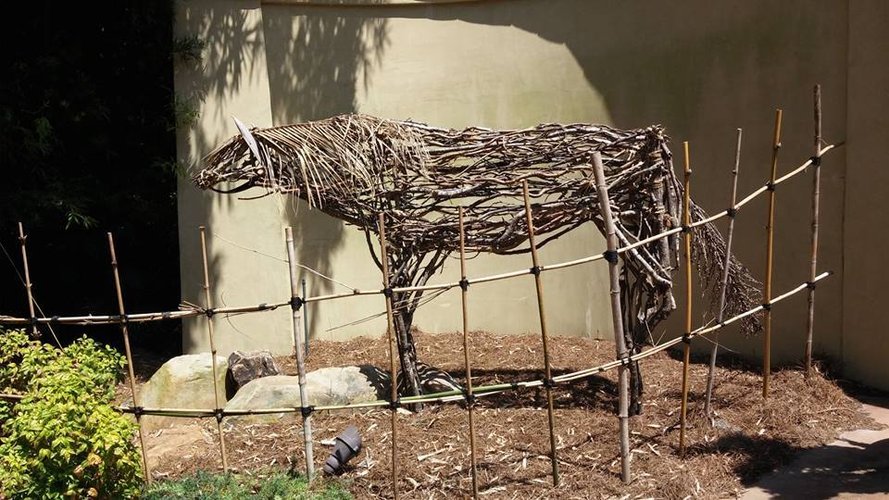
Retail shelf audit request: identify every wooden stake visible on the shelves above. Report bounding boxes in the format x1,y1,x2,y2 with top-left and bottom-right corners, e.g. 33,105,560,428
763,110,783,399
107,233,152,484
521,180,560,487
679,142,693,455
591,152,631,483
377,213,400,500
458,208,480,499
704,129,743,420
16,223,38,339
805,87,822,379
198,226,229,472
285,227,315,481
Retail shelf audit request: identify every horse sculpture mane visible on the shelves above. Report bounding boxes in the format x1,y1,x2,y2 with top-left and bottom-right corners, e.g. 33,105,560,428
195,113,761,407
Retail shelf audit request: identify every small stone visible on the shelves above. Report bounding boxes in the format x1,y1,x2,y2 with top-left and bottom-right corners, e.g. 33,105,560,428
226,350,282,398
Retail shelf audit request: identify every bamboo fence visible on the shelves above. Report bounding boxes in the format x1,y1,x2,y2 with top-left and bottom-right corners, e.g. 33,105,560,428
0,105,839,497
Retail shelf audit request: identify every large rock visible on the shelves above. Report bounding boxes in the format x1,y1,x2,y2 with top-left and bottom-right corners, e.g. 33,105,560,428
226,350,281,398
225,366,385,423
137,353,228,432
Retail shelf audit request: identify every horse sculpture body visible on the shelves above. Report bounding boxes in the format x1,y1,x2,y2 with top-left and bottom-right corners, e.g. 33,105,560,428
195,113,760,412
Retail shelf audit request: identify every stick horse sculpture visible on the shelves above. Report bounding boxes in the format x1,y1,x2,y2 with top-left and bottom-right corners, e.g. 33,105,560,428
194,113,761,414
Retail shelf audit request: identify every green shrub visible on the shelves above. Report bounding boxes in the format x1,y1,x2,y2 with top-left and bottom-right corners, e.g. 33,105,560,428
142,471,352,500
0,330,142,499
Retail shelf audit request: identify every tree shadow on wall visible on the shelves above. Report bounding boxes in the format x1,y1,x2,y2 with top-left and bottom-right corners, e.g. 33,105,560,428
263,7,389,340
175,4,388,345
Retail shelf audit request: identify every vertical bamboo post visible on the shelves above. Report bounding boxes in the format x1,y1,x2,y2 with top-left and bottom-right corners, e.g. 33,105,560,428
198,226,229,472
591,152,631,483
107,233,152,484
16,223,38,339
704,129,743,419
377,213,400,500
285,227,315,481
521,180,560,487
805,87,822,379
457,208,480,499
763,110,783,399
302,277,309,357
678,142,693,455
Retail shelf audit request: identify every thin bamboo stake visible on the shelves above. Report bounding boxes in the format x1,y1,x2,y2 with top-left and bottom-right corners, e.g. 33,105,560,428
805,87,822,379
704,129,743,420
679,142,693,455
458,208,480,499
286,227,315,481
378,213,400,500
16,223,38,339
199,226,229,472
302,277,309,357
521,180,560,487
763,110,783,399
591,152,631,483
107,233,152,484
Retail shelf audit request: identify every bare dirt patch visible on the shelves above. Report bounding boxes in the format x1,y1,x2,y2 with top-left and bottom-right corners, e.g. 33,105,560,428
131,331,878,499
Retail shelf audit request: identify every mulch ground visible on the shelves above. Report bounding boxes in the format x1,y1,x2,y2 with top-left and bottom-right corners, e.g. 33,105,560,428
130,331,880,499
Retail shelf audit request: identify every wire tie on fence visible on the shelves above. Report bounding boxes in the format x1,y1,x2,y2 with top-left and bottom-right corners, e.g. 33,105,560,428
726,207,738,218
289,296,304,311
806,281,817,290
603,249,619,264
766,181,776,192
383,287,393,299
762,302,772,311
463,391,476,407
300,405,315,418
459,278,470,291
530,265,541,277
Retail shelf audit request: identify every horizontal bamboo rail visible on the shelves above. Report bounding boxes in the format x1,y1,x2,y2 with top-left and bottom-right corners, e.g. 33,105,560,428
109,271,830,418
0,144,841,329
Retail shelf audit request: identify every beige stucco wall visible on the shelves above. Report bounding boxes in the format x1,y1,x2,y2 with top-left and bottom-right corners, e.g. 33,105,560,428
175,0,888,390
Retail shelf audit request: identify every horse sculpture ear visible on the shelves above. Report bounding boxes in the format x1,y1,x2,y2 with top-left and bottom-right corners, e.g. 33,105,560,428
233,116,277,187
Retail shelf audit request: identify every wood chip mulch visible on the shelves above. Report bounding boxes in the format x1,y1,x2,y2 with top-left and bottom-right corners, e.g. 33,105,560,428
135,331,879,499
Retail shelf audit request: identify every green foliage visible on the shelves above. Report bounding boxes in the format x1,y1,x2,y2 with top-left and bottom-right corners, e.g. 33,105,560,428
142,471,352,500
0,330,142,499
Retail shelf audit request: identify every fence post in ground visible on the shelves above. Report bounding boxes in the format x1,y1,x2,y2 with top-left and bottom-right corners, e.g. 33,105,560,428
106,232,152,484
457,207,480,498
679,142,694,455
805,86,822,379
285,227,315,481
16,223,38,339
704,129,743,421
377,213,400,500
763,110,783,399
521,180,560,487
591,152,631,483
198,226,229,472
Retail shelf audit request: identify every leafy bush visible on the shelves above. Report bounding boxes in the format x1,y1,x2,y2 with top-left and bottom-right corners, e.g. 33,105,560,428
142,471,351,500
0,330,142,499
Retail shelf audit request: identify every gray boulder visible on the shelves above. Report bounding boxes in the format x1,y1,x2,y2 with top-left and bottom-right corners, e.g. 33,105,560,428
225,366,384,423
137,353,228,432
226,350,282,398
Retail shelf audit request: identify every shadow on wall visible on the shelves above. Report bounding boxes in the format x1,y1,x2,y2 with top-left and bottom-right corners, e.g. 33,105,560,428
264,7,389,339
